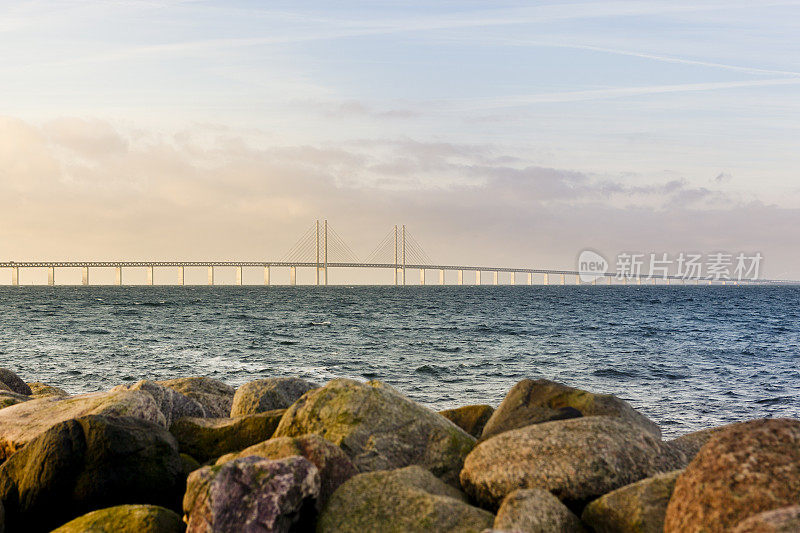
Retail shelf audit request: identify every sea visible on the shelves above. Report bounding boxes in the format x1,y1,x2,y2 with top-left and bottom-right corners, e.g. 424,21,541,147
1,285,798,438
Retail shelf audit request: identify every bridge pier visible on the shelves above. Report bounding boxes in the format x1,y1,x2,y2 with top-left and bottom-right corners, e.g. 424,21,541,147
420,269,425,285
493,271,499,285
146,266,154,286
457,270,463,285
527,272,532,285
264,266,270,286
476,271,481,285
208,266,214,286
82,267,89,286
48,267,55,286
116,267,122,286
575,274,580,285
290,266,297,286
178,266,184,286
236,266,242,286
636,277,642,285
439,269,444,285
543,273,548,285
607,275,612,285
560,274,565,285
11,267,19,286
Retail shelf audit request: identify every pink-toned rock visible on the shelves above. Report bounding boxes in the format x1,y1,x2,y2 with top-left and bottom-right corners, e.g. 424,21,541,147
0,390,165,461
665,419,800,532
184,456,320,533
217,434,357,507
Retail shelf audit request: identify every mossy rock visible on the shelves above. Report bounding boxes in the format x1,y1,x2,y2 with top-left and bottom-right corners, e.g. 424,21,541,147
439,404,494,438
273,379,475,486
0,391,29,410
156,377,235,418
0,415,184,533
495,488,585,532
582,470,682,533
0,390,165,461
481,379,659,440
27,382,69,398
0,369,31,396
180,453,201,477
230,377,318,416
318,465,493,533
51,505,184,533
169,409,285,462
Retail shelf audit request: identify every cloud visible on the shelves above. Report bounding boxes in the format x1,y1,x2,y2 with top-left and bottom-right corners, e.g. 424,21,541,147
0,116,798,277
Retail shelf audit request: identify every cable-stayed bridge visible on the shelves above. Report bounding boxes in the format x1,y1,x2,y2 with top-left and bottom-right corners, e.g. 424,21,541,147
0,220,793,286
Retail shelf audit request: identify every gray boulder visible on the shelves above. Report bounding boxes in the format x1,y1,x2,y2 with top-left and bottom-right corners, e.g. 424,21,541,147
317,465,494,533
0,369,31,396
0,390,165,461
230,377,318,416
112,380,205,426
273,379,475,486
481,379,658,440
156,377,235,418
494,488,585,533
0,415,184,533
461,416,684,509
184,455,320,533
582,469,682,533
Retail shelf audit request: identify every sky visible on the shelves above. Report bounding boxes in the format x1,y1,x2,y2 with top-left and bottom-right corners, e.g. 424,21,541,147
1,0,799,283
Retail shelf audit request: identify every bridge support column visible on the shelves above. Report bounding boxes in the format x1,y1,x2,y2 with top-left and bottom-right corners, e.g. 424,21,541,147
439,269,444,285
420,269,425,285
575,274,580,285
290,266,297,286
493,271,499,285
543,273,548,285
636,277,642,285
457,270,463,285
115,267,122,286
236,266,242,286
177,267,184,286
48,267,55,286
527,272,532,285
11,267,19,286
592,277,596,285
208,266,214,286
323,266,328,286
607,276,612,285
560,274,565,285
82,267,89,286
147,266,154,286
476,271,481,285
264,266,270,286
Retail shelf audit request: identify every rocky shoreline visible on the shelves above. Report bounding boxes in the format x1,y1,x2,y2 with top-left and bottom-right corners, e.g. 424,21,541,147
1,368,798,532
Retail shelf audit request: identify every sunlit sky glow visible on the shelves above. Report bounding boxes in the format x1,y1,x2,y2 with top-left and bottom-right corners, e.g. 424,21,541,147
1,1,799,281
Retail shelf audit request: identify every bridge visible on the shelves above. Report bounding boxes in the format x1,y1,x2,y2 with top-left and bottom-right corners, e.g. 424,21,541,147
0,220,792,286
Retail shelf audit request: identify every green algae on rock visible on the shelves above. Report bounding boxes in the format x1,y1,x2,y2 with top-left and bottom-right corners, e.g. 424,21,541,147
51,505,184,533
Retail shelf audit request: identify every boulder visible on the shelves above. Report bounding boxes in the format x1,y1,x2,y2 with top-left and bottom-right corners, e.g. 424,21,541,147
0,369,31,396
481,379,659,440
0,415,184,533
665,418,800,533
217,433,357,507
169,410,285,462
665,425,727,463
0,389,165,461
317,465,494,533
27,382,69,398
0,391,29,410
273,379,475,485
733,506,800,532
230,377,318,417
156,377,235,418
112,380,206,426
51,505,184,533
494,488,585,532
0,499,3,533
440,405,494,438
582,469,682,533
180,454,202,477
461,416,684,509
184,455,319,532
